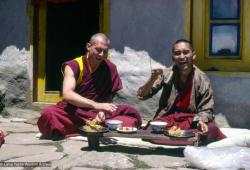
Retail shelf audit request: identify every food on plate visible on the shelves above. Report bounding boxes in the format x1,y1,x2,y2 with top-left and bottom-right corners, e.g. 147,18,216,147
83,119,103,132
167,126,183,137
119,127,134,131
117,126,137,133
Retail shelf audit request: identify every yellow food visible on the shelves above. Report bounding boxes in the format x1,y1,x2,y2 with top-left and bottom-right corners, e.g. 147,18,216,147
83,119,103,131
168,126,182,137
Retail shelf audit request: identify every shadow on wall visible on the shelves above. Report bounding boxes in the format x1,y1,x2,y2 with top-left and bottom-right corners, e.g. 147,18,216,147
109,0,184,67
0,43,29,56
0,0,29,54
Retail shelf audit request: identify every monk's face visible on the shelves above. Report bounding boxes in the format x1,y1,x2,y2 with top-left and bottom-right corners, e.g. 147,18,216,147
172,42,196,73
87,36,109,62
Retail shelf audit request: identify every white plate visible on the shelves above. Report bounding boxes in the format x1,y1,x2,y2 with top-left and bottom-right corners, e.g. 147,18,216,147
116,127,137,133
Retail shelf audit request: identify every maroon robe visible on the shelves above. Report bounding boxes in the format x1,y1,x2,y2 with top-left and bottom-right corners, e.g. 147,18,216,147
145,72,226,145
38,55,142,139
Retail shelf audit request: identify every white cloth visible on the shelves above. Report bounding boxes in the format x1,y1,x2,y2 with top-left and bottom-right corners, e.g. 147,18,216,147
207,128,250,148
184,146,250,170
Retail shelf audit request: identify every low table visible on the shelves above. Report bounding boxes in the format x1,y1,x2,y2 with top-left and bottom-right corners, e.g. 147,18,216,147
80,130,197,150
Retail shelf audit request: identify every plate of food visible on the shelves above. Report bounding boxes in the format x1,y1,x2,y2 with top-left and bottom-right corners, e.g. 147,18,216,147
79,119,109,133
116,127,137,133
164,126,195,138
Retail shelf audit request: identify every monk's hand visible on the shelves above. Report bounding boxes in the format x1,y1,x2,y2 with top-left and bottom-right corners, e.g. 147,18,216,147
137,87,146,99
137,68,163,99
95,111,105,122
197,121,208,133
150,68,163,80
94,103,118,113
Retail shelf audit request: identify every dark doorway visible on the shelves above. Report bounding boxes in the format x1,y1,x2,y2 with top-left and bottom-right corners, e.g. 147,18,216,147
45,0,100,91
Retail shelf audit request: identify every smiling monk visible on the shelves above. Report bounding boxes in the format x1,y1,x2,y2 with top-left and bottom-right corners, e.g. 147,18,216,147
138,39,226,145
37,33,141,140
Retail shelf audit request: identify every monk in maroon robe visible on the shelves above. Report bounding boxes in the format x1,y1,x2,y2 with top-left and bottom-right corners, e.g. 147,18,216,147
138,39,226,145
38,33,141,139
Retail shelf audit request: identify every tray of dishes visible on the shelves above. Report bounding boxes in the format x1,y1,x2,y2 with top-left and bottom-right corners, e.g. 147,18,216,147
116,127,137,133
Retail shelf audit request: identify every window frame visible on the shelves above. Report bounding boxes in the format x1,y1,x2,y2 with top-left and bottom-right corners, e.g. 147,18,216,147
209,23,240,57
192,0,250,72
210,0,240,20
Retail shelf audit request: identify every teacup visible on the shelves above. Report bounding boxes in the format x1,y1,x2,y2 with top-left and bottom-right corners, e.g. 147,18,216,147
106,120,123,130
150,121,167,133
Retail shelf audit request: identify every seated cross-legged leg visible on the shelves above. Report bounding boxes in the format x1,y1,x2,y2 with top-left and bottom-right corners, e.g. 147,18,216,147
38,104,142,139
37,105,79,139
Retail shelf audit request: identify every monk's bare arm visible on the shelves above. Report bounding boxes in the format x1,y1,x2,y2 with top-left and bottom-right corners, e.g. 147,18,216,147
137,68,163,99
62,65,117,112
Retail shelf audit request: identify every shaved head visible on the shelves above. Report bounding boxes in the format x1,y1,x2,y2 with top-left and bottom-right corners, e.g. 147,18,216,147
89,33,110,45
172,39,194,53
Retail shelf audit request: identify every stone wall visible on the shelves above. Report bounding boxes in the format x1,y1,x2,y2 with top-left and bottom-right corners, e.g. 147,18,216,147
0,46,30,108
